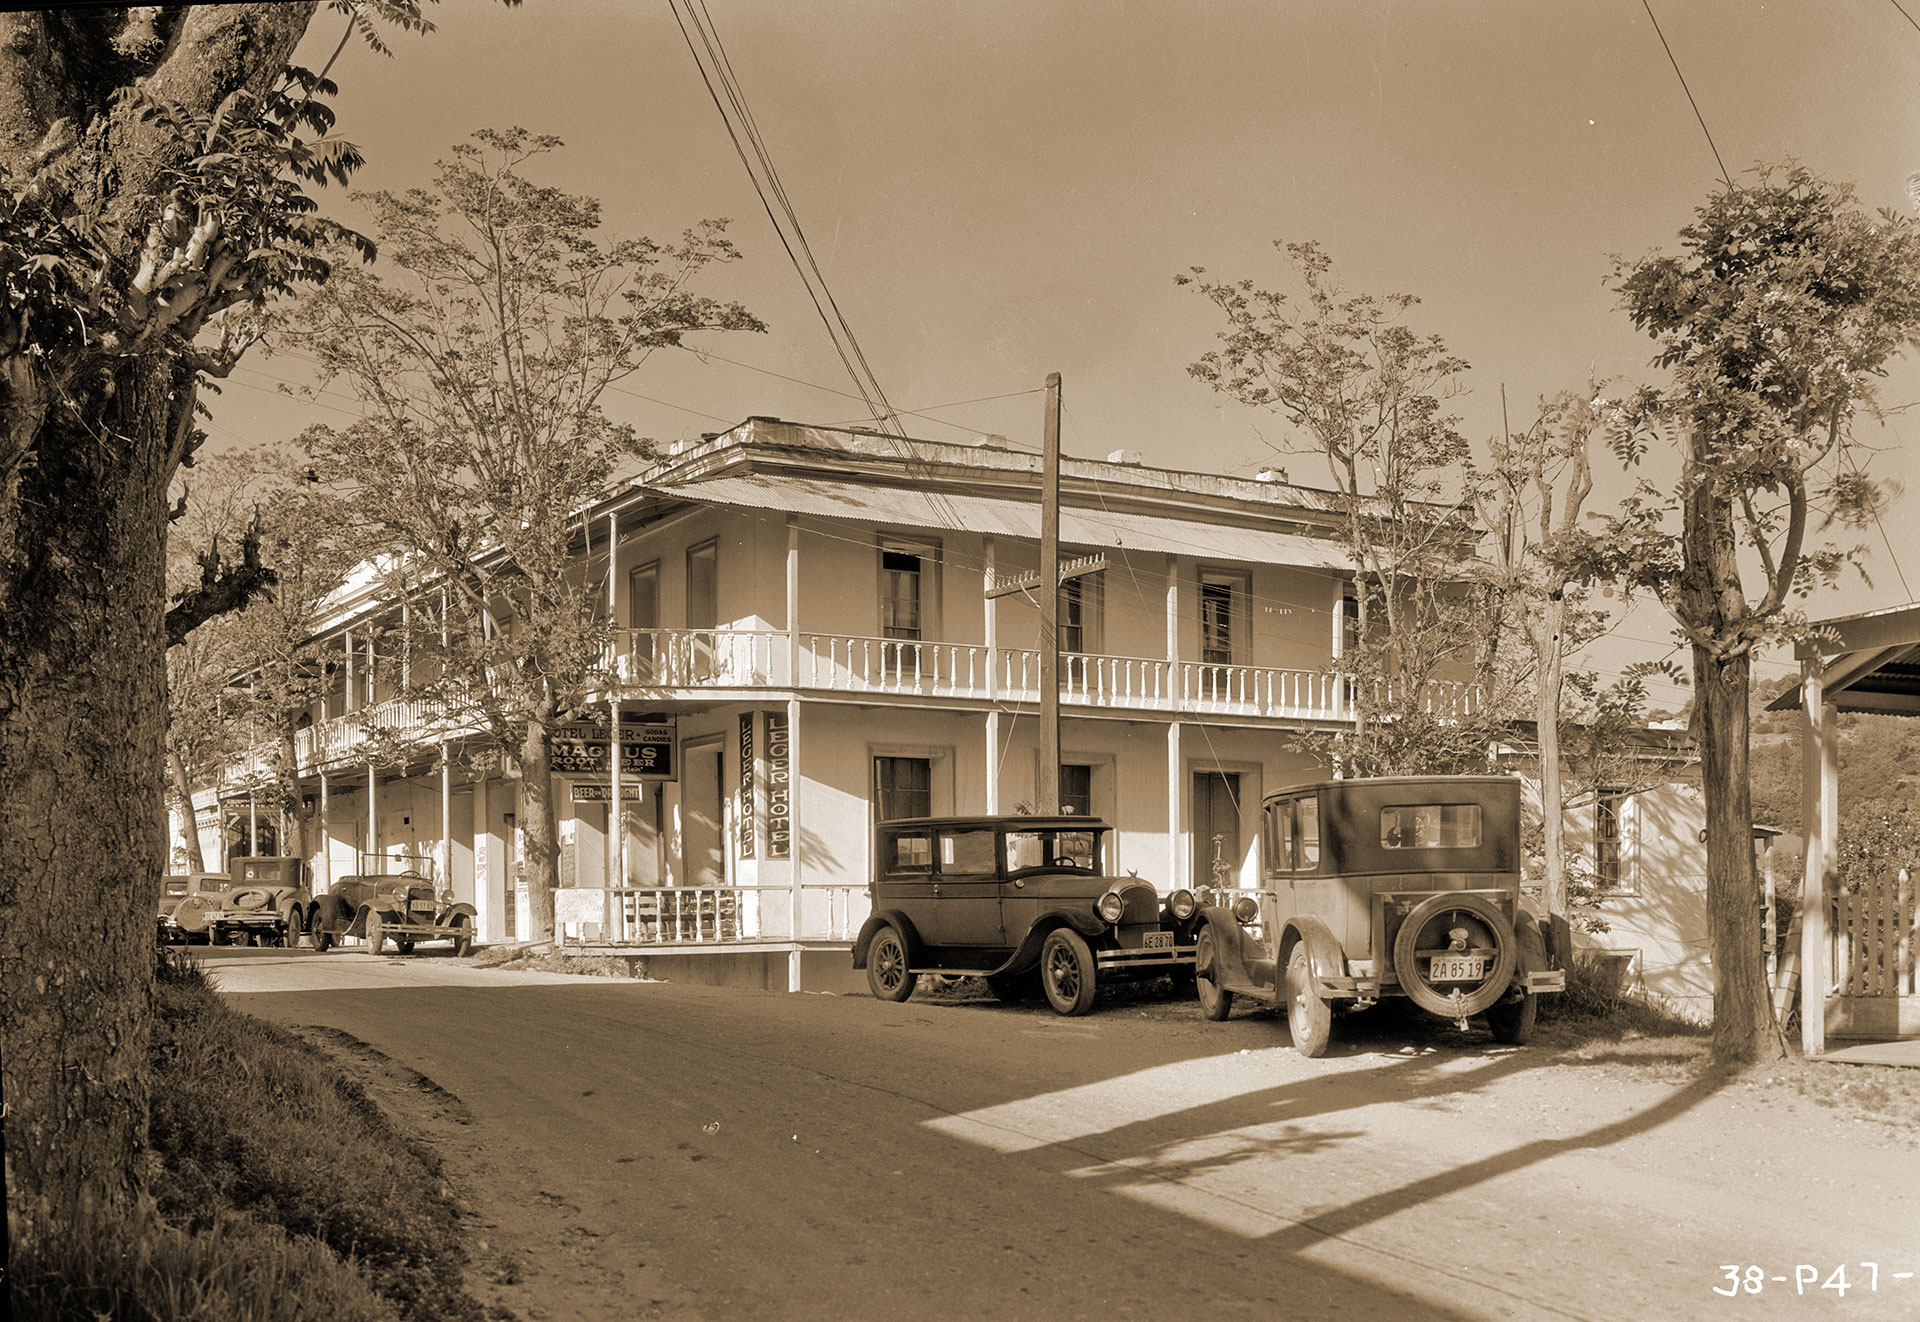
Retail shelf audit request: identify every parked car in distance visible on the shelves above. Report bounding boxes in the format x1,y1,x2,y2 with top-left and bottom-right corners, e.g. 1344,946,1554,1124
156,872,233,944
157,858,310,946
1193,776,1564,1056
853,815,1198,1016
305,853,477,956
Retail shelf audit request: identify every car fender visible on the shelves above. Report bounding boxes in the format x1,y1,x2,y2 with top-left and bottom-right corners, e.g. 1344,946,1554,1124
309,893,346,932
999,909,1109,975
1276,914,1347,983
444,902,478,925
1195,905,1254,987
853,910,925,968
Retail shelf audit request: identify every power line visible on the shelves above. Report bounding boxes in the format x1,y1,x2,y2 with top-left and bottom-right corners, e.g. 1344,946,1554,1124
1641,0,1732,188
1891,0,1920,34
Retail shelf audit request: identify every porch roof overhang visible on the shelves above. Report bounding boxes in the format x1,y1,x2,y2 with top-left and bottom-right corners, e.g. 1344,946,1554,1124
1767,601,1920,715
647,471,1358,571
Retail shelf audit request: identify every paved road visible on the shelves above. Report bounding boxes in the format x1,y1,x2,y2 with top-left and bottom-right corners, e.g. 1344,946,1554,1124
211,948,1920,1321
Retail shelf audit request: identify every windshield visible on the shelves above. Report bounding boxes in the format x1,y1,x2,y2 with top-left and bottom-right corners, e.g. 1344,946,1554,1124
1005,828,1104,874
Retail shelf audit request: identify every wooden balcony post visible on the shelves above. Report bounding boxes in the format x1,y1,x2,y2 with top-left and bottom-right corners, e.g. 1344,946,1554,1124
318,768,331,887
787,697,804,992
787,516,801,688
1800,658,1835,1056
984,535,998,702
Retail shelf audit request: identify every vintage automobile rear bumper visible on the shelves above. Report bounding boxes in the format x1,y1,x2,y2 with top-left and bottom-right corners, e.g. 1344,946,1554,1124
1311,967,1566,999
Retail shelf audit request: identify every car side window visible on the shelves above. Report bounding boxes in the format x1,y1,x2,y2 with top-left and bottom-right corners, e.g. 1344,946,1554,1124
891,833,933,872
1006,831,1045,871
1296,796,1320,868
939,830,997,873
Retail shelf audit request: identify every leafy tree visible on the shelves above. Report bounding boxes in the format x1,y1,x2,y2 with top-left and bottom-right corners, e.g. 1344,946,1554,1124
1180,242,1491,775
1581,164,1920,1066
297,129,764,940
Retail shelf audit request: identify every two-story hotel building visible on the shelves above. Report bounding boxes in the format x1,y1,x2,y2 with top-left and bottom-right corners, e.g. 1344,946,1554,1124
198,417,1479,991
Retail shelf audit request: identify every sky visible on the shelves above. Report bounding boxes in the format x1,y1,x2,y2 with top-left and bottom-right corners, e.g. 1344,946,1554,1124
205,0,1920,709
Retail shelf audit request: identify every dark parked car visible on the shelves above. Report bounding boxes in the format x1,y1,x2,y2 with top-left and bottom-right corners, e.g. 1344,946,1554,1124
852,815,1198,1016
1193,776,1564,1055
306,853,477,956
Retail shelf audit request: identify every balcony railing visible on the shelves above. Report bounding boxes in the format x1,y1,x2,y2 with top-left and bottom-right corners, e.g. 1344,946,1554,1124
554,883,868,946
295,627,1481,770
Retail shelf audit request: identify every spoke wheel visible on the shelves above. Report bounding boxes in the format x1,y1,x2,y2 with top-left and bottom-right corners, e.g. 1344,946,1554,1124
1194,923,1235,1021
281,905,304,949
1039,929,1097,1016
1487,916,1546,1045
865,925,917,1002
1286,943,1333,1057
363,910,385,956
448,912,473,958
307,904,335,953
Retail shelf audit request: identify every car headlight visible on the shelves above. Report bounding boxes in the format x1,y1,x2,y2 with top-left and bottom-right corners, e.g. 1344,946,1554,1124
1096,890,1126,923
1232,894,1260,925
1168,888,1197,920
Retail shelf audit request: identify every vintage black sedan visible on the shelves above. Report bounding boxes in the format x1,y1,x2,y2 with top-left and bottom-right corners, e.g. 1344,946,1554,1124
1193,776,1564,1055
853,815,1197,1016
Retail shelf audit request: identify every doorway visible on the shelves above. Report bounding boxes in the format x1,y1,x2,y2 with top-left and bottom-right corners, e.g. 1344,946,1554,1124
1193,770,1242,889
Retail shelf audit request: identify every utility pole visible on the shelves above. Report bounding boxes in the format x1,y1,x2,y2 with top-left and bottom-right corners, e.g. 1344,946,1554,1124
1039,372,1062,814
985,374,1104,815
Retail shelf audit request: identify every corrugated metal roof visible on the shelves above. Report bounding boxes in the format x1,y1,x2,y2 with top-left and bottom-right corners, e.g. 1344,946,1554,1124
651,472,1356,570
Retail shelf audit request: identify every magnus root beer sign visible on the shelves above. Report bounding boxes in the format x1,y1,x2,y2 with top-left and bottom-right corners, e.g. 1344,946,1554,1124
551,720,676,781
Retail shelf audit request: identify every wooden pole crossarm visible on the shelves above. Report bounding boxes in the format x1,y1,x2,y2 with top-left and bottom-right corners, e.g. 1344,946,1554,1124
984,553,1109,600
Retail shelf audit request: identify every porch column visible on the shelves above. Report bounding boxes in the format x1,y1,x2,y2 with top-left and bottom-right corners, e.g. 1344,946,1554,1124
1167,720,1184,888
786,515,801,686
367,762,378,868
473,776,494,941
1165,558,1180,708
319,768,331,887
984,535,998,703
344,629,354,712
1799,658,1837,1056
985,709,1001,814
610,697,623,941
440,742,452,889
787,696,804,993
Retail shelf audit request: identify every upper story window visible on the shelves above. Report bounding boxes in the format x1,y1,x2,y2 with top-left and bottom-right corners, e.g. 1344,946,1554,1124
1059,572,1103,655
686,541,717,631
879,539,939,642
1199,570,1244,666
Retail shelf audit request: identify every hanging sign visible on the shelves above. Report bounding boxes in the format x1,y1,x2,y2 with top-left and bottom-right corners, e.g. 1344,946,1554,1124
551,721,676,780
738,712,757,858
767,709,791,859
570,782,644,803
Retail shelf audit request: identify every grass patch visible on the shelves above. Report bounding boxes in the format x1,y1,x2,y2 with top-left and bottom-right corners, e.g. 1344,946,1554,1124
10,947,484,1322
473,947,648,978
12,1200,394,1322
1540,953,1709,1041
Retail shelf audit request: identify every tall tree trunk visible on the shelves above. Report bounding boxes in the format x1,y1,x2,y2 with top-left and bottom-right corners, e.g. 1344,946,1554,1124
0,2,320,1237
0,361,173,1229
518,714,558,942
1693,643,1781,1065
170,747,207,873
277,729,311,871
1680,439,1787,1068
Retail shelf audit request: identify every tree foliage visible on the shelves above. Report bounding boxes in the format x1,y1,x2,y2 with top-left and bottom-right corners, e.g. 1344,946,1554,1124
1180,242,1490,775
295,128,764,938
1583,164,1920,1067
